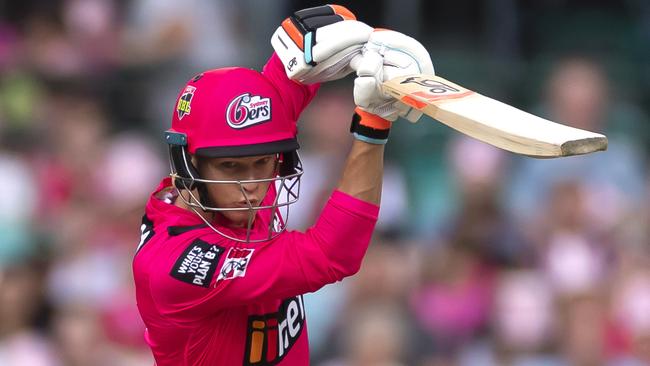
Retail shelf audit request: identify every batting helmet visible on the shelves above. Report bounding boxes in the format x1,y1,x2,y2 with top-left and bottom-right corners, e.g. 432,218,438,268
165,67,303,242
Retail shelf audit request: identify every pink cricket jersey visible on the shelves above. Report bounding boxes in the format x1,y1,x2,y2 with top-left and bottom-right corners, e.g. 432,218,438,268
133,54,379,365
134,179,378,365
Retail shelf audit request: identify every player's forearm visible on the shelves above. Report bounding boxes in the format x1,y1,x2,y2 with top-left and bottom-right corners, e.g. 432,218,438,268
337,140,384,205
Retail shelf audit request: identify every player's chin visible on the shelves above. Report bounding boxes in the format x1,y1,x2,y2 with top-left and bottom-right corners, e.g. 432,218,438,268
222,210,255,228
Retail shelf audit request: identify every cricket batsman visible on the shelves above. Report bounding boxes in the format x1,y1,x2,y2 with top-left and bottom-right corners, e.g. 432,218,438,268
133,4,433,365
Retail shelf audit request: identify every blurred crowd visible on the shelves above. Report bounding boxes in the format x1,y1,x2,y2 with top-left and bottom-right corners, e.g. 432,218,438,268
1,1,650,365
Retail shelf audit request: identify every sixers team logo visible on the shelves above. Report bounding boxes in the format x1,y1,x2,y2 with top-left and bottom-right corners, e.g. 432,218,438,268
177,85,196,120
226,93,272,129
217,248,254,281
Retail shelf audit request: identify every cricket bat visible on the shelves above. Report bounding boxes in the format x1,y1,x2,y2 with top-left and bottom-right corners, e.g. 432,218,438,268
383,74,608,158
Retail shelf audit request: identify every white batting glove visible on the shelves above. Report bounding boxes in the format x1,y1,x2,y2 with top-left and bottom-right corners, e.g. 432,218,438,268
271,4,373,84
353,30,434,122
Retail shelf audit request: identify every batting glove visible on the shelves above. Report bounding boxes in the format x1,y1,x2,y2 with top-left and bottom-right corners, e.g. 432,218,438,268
271,4,373,84
353,29,435,122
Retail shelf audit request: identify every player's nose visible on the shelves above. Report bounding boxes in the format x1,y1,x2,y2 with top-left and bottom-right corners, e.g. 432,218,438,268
240,180,259,195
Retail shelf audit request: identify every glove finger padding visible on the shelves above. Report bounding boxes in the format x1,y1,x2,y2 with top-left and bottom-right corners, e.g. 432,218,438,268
353,76,378,110
369,30,434,76
353,49,399,121
353,49,383,107
271,5,372,84
358,29,435,123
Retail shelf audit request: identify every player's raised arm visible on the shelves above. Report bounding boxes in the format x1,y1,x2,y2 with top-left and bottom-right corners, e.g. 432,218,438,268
339,29,434,204
221,29,438,301
187,29,438,307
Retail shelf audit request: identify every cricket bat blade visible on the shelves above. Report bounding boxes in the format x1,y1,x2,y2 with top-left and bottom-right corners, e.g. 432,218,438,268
382,74,608,158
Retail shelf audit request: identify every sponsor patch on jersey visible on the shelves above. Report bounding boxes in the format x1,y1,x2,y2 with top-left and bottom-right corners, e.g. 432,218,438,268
225,93,272,129
170,239,224,287
177,85,196,120
217,248,254,281
244,295,306,365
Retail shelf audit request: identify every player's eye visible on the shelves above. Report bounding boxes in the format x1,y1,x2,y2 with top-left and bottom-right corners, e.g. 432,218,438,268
219,161,238,170
255,156,273,166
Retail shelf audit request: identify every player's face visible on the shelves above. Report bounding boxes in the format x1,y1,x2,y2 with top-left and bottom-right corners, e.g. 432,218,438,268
196,154,278,227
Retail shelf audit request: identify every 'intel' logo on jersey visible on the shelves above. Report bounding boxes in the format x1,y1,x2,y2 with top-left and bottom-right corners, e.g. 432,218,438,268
226,93,272,129
244,295,306,365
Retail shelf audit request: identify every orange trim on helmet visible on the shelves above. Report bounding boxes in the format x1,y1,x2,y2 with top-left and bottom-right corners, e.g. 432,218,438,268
329,4,356,20
282,18,304,50
355,107,391,129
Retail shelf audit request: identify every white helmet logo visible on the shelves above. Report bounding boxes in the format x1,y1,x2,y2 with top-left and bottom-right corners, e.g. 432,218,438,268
226,93,272,129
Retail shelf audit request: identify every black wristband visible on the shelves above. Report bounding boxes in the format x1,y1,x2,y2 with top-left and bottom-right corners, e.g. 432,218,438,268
350,110,391,145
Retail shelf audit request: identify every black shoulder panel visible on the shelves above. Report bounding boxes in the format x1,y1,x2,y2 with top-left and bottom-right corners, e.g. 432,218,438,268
136,215,155,254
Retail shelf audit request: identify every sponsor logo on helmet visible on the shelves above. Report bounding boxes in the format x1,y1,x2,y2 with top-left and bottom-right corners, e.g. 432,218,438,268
226,93,272,129
177,85,196,120
244,295,305,365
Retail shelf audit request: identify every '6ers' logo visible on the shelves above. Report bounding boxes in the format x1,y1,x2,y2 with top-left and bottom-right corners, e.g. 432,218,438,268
226,93,272,129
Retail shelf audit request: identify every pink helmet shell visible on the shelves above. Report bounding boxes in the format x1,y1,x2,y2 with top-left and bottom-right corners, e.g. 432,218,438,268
168,67,298,157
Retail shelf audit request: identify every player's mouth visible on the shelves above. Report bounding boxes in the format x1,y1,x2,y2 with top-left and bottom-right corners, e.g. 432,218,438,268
234,199,260,208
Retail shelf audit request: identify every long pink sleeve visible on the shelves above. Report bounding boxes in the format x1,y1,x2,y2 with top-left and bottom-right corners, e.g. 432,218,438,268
262,53,320,121
150,190,379,320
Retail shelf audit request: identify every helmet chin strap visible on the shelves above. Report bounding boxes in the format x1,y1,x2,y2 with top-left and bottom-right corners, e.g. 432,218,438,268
176,188,214,221
187,152,216,210
196,181,217,210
